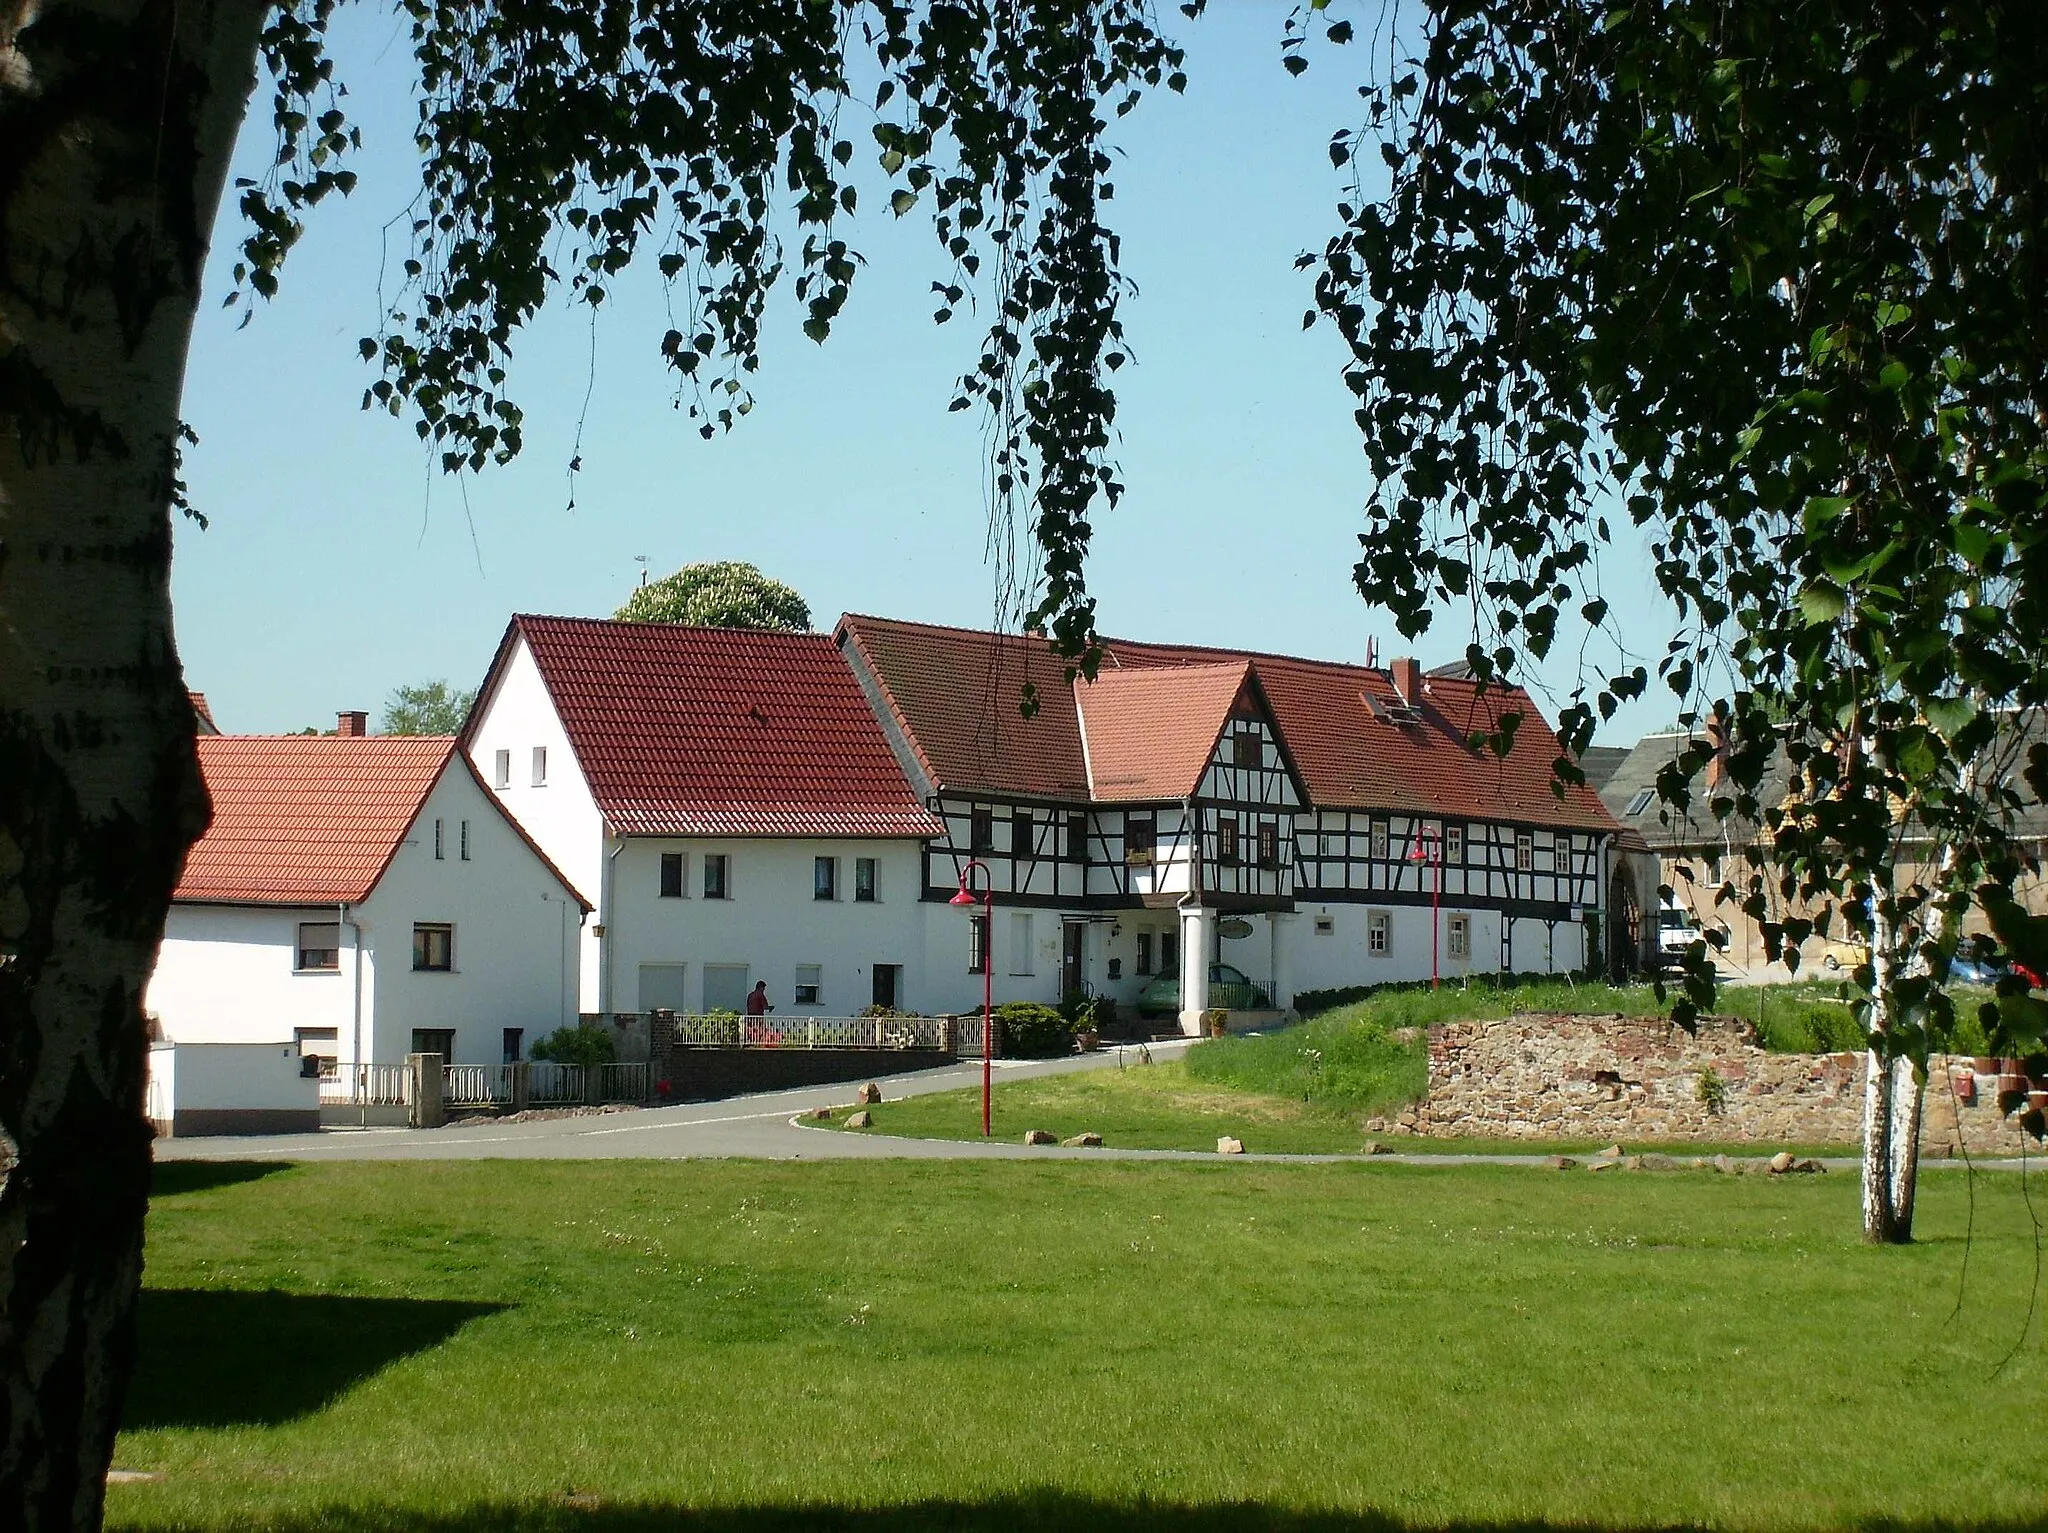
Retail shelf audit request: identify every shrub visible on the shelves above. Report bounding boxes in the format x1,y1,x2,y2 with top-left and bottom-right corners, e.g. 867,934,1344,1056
530,1025,615,1067
991,1001,1078,1058
1059,993,1117,1032
857,1004,925,1019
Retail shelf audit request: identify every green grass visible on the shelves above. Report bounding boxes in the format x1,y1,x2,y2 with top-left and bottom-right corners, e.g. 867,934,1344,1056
113,1158,2046,1531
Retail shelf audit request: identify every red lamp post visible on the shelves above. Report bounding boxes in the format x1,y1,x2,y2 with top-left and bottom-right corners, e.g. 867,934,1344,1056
950,860,994,1136
1410,828,1442,990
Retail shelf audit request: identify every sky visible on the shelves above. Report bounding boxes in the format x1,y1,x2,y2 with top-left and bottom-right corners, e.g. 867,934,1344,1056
174,5,1672,741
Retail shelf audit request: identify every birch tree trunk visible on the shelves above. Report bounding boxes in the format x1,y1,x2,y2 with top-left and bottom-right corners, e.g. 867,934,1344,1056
1,2,265,1525
1860,899,1908,1244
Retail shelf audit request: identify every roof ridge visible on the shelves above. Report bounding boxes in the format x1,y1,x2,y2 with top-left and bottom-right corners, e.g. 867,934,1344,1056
517,613,830,641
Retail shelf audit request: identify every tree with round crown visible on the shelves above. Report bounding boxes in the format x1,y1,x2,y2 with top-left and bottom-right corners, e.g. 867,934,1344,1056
615,562,811,631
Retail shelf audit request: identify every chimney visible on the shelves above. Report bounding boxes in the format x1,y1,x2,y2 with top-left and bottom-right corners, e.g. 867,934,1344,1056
336,710,368,737
1705,713,1729,788
1391,657,1423,707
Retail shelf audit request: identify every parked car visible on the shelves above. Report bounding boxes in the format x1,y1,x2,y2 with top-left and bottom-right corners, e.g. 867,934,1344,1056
1135,962,1272,1018
1654,900,1699,973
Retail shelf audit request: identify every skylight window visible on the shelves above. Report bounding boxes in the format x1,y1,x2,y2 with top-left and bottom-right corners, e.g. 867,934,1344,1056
1625,789,1656,816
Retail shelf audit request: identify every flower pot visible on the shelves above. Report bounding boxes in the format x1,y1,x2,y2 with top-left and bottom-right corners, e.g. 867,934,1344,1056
1949,1072,1976,1106
1076,1030,1100,1053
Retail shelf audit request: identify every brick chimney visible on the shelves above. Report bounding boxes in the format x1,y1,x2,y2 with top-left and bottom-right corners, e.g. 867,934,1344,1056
1705,712,1729,787
336,710,368,737
1391,657,1423,707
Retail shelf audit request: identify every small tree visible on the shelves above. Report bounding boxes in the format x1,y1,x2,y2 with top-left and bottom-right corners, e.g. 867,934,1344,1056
381,680,477,736
614,562,811,630
528,1026,615,1068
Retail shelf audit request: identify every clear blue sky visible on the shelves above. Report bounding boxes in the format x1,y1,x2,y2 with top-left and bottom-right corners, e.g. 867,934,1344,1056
175,5,1672,741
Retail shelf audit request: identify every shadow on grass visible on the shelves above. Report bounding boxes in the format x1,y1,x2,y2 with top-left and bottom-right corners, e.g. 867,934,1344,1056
116,1499,2048,1533
149,1160,294,1199
123,1288,506,1430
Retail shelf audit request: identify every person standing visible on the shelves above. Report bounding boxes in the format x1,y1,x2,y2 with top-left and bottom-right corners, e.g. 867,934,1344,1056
745,981,772,1017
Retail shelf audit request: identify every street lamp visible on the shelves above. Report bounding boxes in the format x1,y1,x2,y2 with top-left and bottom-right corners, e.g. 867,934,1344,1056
950,860,994,1136
1409,828,1441,990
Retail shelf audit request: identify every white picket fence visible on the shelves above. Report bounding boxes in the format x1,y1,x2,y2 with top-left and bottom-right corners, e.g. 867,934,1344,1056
318,1062,410,1107
662,1013,950,1051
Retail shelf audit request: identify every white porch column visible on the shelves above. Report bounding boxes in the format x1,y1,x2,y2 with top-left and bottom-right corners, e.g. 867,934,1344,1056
1271,912,1295,1019
1178,905,1215,1037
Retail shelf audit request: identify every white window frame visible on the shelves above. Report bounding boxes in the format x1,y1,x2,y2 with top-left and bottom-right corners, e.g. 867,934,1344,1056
493,748,510,789
1367,910,1390,956
854,856,878,902
1516,832,1534,872
433,817,445,860
1370,820,1390,860
1314,915,1335,936
793,964,823,1006
531,745,548,787
1447,913,1471,960
1444,824,1463,862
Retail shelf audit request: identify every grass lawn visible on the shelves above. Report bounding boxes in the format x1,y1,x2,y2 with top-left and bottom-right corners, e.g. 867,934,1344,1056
113,1157,2045,1532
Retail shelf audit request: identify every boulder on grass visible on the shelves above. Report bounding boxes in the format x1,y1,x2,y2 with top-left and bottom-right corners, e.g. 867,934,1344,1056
1217,1136,1246,1156
1061,1132,1103,1148
1637,1153,1678,1172
1360,1140,1396,1156
856,1082,884,1105
808,1106,834,1121
845,1110,873,1129
1023,1128,1057,1145
1769,1150,1796,1174
1546,1155,1580,1171
1594,1144,1624,1160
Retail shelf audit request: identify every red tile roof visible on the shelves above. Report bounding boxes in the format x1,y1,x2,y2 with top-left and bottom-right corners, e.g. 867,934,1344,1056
189,691,219,735
1076,662,1251,802
836,614,1620,833
177,736,590,907
497,616,945,839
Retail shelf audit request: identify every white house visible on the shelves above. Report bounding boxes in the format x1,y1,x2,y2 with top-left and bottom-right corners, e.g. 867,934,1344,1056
146,720,590,1073
461,618,946,1018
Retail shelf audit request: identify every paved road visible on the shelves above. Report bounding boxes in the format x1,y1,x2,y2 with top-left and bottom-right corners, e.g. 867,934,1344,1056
153,1038,2043,1171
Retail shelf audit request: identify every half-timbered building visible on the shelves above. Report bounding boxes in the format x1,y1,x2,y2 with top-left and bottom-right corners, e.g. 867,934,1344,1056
837,616,1626,1031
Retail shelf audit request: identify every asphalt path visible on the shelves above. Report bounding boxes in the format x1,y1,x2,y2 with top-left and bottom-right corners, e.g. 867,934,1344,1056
152,1038,2043,1171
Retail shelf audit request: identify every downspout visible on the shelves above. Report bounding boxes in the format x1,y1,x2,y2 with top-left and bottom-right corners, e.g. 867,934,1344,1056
600,833,624,1014
339,900,364,1124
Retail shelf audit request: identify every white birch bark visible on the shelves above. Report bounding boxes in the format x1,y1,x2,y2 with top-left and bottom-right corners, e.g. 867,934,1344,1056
0,2,266,1525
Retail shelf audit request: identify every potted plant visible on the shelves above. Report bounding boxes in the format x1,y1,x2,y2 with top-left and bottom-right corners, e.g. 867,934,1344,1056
1204,1008,1229,1040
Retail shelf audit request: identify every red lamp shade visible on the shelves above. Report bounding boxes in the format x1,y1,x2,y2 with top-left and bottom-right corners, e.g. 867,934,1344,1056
949,886,978,907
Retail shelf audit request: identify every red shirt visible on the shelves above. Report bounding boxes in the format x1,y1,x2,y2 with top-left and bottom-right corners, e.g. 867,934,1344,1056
745,990,769,1016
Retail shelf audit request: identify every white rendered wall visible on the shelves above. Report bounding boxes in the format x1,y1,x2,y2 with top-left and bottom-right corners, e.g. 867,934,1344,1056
464,632,607,1006
147,903,366,1054
1286,901,1583,999
607,837,931,1016
154,1042,319,1112
358,757,584,1065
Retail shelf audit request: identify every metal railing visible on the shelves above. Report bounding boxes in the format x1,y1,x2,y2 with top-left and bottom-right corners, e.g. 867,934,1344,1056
319,1062,409,1107
662,1014,949,1051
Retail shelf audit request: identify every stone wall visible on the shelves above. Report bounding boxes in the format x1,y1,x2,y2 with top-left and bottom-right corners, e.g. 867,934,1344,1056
1376,1012,2041,1155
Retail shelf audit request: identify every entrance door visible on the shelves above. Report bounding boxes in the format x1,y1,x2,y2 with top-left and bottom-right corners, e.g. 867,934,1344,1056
702,964,750,1013
1061,923,1085,998
638,963,687,1013
872,964,901,1010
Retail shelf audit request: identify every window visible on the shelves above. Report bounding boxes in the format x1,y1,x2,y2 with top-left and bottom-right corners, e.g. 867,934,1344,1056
1012,809,1034,861
1314,915,1335,936
1233,729,1261,768
295,922,340,972
703,854,729,899
1125,815,1156,865
1625,788,1655,817
968,913,989,975
1257,822,1279,870
1367,910,1390,955
969,807,994,853
1217,817,1239,864
854,857,877,902
502,1027,524,1064
1516,832,1534,871
493,748,511,788
412,922,454,972
814,856,838,901
1067,812,1089,862
1447,914,1471,960
434,817,445,860
1319,830,1339,857
1445,824,1463,861
1136,932,1154,975
410,1028,456,1061
293,1026,339,1078
531,746,548,786
460,820,471,861
659,853,684,898
1370,820,1390,859
1009,911,1035,976
794,964,823,1005
1161,928,1179,974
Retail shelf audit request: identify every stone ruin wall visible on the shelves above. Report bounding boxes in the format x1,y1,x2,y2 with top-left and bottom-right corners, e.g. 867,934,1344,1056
1376,1012,2042,1156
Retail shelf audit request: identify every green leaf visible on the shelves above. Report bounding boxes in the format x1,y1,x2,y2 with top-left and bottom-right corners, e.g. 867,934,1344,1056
1798,581,1847,626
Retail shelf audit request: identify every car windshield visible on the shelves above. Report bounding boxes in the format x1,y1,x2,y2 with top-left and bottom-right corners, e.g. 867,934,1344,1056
1658,908,1690,930
1211,964,1247,983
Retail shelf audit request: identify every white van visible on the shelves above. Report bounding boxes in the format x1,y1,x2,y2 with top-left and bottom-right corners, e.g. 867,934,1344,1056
1655,900,1699,971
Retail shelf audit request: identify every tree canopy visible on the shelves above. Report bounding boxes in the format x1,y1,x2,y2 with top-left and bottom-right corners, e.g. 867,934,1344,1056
381,680,477,735
614,563,812,630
